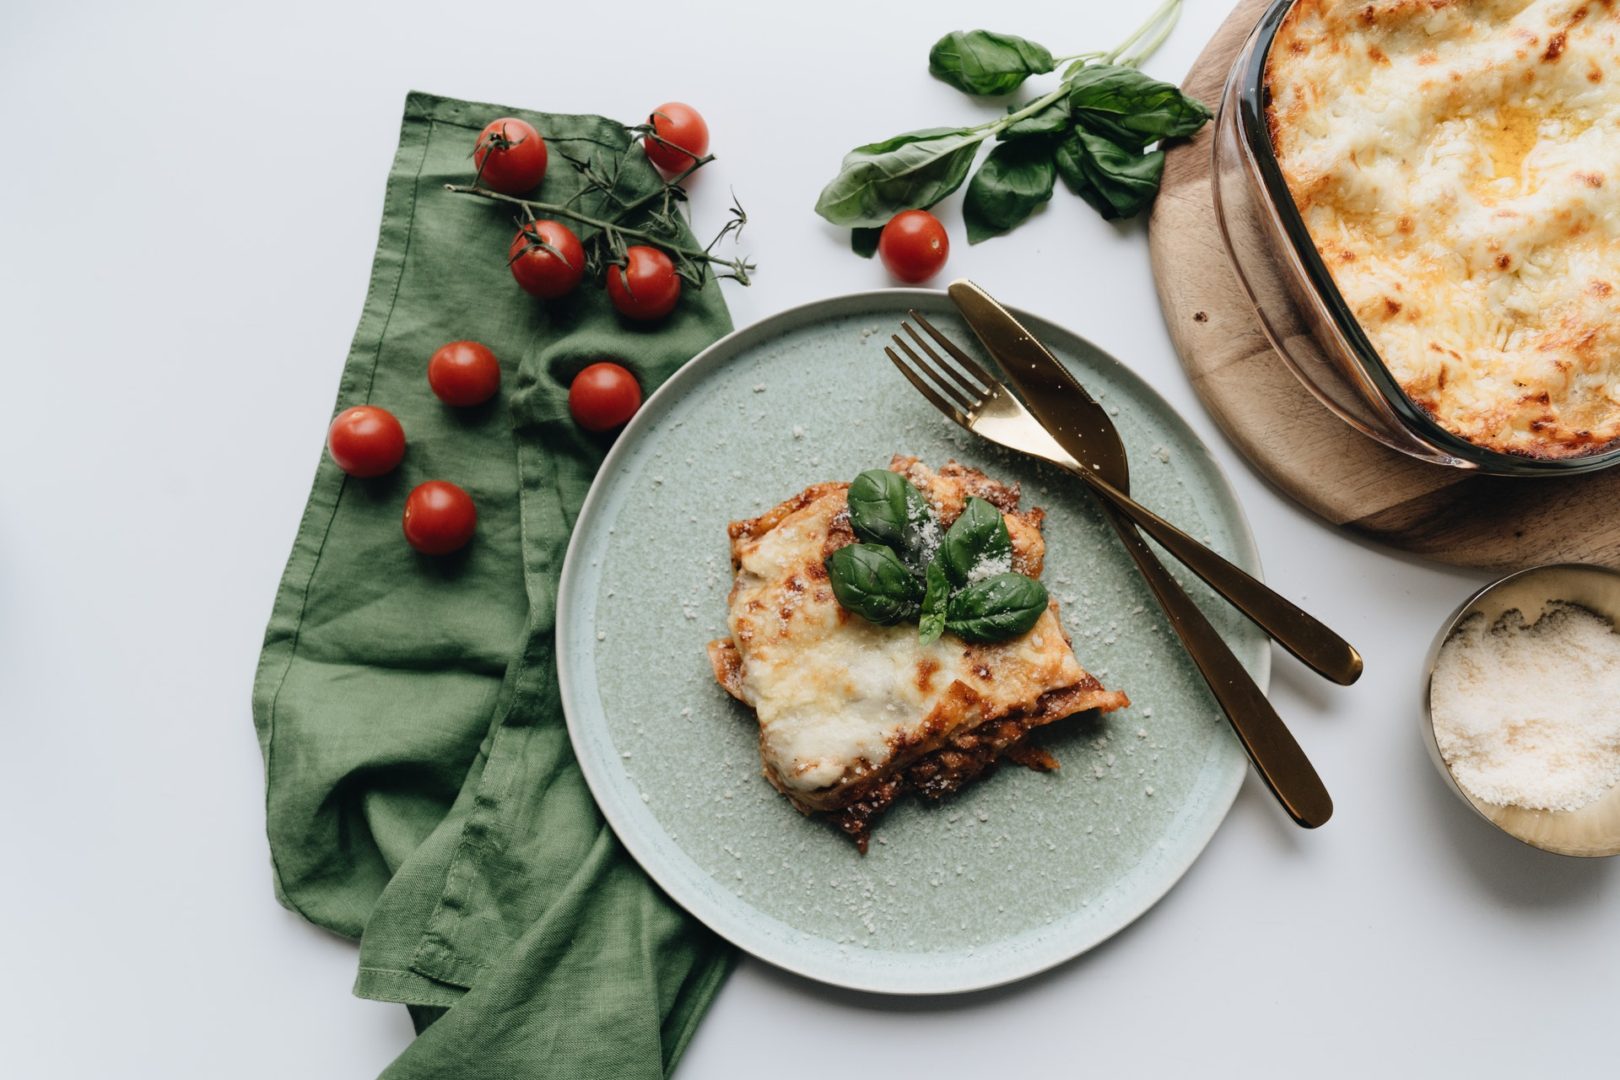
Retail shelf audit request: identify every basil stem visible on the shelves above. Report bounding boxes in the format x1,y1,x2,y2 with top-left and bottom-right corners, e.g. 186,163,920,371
918,560,950,645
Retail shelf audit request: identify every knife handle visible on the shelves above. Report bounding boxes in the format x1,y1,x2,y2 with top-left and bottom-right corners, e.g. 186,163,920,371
1062,462,1363,687
1099,502,1333,828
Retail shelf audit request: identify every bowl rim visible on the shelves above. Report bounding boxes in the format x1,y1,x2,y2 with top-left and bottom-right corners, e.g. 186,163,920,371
1231,0,1620,476
1421,562,1620,857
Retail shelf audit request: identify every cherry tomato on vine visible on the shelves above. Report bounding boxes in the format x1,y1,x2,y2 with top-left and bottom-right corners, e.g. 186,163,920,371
605,246,681,321
402,480,477,555
428,341,501,407
472,117,548,195
878,209,949,284
643,102,710,174
509,220,585,300
568,362,642,433
327,405,405,478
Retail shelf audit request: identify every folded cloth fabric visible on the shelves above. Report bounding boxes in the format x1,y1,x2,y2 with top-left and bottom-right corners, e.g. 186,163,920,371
252,91,734,1078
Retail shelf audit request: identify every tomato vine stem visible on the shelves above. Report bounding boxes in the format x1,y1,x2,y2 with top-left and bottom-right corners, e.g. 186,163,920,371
444,182,752,285
445,138,753,286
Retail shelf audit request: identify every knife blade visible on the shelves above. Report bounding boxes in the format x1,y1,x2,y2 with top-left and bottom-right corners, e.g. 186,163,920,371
946,278,1363,687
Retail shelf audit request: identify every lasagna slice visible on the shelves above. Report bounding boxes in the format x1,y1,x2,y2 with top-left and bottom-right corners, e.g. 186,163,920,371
707,456,1128,851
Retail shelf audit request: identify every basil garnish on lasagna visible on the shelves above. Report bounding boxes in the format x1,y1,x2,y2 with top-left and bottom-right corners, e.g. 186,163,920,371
706,456,1129,851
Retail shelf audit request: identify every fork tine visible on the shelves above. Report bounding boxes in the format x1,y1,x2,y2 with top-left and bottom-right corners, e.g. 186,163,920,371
902,321,986,399
908,310,999,390
886,345,974,430
892,333,977,413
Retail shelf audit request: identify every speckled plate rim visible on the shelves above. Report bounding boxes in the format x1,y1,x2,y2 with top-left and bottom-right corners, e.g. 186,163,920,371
556,288,1268,995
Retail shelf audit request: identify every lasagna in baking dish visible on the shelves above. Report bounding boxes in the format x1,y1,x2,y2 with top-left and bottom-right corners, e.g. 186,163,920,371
1266,0,1620,458
706,456,1128,851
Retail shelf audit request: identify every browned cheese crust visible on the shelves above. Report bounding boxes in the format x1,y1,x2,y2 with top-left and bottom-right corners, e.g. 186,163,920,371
707,456,1129,851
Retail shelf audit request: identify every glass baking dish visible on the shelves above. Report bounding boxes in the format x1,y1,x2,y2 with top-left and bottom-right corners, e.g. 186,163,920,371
1211,0,1620,476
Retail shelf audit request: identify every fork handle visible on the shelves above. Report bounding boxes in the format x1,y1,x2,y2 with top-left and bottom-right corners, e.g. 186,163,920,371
1099,502,1333,828
1061,462,1363,687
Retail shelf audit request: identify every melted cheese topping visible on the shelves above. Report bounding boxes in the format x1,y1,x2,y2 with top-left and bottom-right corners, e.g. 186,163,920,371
1267,0,1620,457
713,460,1112,805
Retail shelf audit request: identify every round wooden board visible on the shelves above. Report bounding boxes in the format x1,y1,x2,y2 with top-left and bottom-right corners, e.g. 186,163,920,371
1148,0,1620,572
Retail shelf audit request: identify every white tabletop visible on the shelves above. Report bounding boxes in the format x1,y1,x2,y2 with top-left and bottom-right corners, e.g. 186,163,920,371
4,1,1615,1076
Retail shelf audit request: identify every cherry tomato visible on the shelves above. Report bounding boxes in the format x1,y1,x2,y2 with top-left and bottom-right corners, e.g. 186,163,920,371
327,405,405,478
428,341,501,407
605,246,681,321
644,102,710,174
472,117,548,195
568,362,642,433
878,209,950,284
402,480,477,555
509,220,584,299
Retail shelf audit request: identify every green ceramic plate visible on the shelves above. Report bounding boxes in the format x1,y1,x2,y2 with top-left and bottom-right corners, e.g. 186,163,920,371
557,290,1266,994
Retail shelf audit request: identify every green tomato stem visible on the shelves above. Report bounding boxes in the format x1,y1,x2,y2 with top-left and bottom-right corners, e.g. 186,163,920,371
442,182,748,279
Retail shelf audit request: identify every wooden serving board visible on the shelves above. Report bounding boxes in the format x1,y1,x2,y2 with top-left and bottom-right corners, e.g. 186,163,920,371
1148,0,1620,572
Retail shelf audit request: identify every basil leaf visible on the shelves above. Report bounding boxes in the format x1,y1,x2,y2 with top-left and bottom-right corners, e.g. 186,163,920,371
939,497,1012,586
918,560,950,645
847,469,915,549
945,572,1049,643
1057,130,1165,220
847,469,936,562
851,227,881,258
1065,65,1212,152
814,127,985,228
962,140,1056,244
826,543,925,626
1054,131,1088,194
928,31,1054,96
998,101,1070,141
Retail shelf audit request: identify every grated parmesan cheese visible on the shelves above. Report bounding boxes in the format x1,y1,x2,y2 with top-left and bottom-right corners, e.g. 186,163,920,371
1430,602,1620,812
966,547,1012,584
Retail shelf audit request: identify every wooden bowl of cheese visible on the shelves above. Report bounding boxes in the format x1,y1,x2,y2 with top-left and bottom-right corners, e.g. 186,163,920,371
1423,563,1620,856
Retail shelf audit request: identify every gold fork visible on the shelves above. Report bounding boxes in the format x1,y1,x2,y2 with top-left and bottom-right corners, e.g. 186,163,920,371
897,307,1359,684
886,316,1333,828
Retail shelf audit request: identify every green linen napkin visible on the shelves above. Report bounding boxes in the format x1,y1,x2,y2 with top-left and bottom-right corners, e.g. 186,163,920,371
251,91,734,1078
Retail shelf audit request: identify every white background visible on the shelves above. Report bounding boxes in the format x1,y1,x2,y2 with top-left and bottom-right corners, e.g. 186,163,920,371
3,1,1615,1076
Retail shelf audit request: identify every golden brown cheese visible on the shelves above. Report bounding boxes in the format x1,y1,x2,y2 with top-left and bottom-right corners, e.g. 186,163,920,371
1266,0,1620,457
706,456,1128,850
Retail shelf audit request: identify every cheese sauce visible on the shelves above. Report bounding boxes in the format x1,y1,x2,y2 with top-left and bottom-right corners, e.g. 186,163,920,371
1267,0,1620,457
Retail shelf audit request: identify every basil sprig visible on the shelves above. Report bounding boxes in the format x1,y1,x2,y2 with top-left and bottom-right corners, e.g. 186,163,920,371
813,128,983,230
847,468,936,570
1064,65,1212,152
937,496,1009,585
826,543,924,625
946,573,1049,643
963,139,1057,243
814,3,1209,243
1057,130,1166,221
928,31,1054,96
919,561,951,645
826,475,1048,645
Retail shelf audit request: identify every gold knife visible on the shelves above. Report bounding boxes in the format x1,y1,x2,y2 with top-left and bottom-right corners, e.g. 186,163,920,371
946,279,1335,828
947,280,1363,686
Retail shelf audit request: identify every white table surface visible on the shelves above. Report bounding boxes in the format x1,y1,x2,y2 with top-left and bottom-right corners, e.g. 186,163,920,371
4,1,1615,1076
